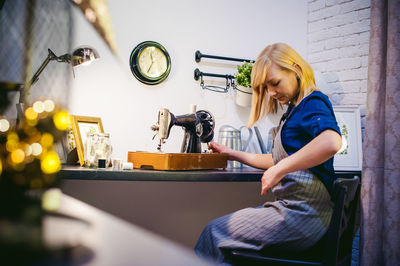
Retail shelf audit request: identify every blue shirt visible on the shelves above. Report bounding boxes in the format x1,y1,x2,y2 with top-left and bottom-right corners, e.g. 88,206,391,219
281,91,341,193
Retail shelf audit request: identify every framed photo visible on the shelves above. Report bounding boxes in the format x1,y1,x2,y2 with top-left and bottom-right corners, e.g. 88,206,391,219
70,115,104,166
333,106,362,171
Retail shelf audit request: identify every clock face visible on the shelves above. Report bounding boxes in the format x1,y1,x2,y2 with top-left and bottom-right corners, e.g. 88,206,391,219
129,41,171,85
137,47,168,79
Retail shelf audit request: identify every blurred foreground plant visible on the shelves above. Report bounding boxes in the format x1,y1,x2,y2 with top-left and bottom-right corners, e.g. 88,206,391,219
0,98,69,215
0,85,70,262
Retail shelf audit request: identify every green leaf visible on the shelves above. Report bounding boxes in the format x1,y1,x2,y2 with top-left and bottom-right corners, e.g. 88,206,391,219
234,62,253,88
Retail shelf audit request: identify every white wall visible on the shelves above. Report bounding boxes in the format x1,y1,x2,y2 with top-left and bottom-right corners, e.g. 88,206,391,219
69,0,308,160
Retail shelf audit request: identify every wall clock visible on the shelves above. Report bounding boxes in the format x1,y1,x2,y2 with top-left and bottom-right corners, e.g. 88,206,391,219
129,41,171,85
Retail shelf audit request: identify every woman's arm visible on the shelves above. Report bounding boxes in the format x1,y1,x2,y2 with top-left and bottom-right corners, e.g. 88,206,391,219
260,129,342,195
209,142,274,170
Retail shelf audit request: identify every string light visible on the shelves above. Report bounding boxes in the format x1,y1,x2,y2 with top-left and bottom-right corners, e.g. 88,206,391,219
1,100,68,196
40,133,54,148
40,151,61,174
6,132,19,152
25,144,33,156
25,107,38,121
53,110,70,131
11,149,25,164
33,101,45,114
31,143,43,156
0,119,10,132
43,100,55,112
42,188,62,211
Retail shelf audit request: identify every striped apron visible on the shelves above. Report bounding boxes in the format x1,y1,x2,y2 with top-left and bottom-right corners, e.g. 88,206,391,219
194,113,334,264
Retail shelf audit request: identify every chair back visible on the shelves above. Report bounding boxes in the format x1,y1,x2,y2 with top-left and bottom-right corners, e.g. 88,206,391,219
322,176,360,265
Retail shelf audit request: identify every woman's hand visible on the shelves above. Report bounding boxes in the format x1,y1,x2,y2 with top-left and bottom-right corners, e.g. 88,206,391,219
208,142,235,159
209,142,275,169
260,165,285,195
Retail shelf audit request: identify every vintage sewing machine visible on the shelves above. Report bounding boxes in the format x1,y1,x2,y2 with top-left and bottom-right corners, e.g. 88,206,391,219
150,107,215,153
127,107,227,170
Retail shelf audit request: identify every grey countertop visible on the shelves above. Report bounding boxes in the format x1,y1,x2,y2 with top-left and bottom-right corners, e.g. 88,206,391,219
59,166,361,182
59,165,264,182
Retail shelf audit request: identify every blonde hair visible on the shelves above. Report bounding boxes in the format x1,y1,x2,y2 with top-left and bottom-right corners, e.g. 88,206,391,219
248,43,317,127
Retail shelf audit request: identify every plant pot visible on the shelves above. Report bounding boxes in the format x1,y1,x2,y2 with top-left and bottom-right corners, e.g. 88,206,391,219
235,85,253,107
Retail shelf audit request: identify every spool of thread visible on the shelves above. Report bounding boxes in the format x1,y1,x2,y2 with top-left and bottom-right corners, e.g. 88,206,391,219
122,162,133,170
112,158,122,171
98,159,106,168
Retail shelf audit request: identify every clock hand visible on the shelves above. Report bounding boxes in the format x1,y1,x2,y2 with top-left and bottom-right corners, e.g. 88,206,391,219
148,61,154,73
150,51,154,62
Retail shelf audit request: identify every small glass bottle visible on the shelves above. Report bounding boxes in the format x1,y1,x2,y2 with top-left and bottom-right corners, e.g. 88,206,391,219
84,132,112,168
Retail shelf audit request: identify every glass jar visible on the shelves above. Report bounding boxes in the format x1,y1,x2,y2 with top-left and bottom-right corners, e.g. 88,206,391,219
84,132,112,168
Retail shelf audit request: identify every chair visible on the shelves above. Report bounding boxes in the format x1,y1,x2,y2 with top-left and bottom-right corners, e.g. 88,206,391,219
224,176,361,266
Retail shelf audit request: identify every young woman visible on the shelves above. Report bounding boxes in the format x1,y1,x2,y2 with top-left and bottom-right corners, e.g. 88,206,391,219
195,43,342,264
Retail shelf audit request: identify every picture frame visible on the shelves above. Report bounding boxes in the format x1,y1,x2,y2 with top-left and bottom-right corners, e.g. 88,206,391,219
70,115,104,166
333,106,363,171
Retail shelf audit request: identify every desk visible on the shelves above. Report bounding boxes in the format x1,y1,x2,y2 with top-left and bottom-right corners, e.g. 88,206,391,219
59,166,264,181
59,167,360,249
59,166,268,248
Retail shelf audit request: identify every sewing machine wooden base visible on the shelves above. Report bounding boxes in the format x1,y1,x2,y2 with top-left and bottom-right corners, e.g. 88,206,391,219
127,151,228,170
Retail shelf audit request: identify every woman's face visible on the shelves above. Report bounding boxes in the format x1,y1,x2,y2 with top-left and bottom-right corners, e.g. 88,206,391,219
263,63,299,105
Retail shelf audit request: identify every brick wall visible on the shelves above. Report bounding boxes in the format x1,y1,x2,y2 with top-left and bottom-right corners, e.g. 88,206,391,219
307,0,371,133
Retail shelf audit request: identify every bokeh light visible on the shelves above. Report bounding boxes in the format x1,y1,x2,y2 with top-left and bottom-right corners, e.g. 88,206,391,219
25,144,33,156
43,100,55,112
6,132,19,152
53,110,69,131
7,131,19,142
40,133,54,148
31,143,43,156
25,107,38,121
1,100,66,198
40,151,61,174
42,188,62,211
33,101,45,113
11,149,25,164
0,119,10,132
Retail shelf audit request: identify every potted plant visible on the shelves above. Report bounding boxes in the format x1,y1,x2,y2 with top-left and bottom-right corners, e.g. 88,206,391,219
234,62,253,107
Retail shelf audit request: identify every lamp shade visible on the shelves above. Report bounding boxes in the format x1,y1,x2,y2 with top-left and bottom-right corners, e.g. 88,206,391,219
71,46,100,67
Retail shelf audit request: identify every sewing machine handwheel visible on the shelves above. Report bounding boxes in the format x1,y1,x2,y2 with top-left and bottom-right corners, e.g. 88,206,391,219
196,110,215,143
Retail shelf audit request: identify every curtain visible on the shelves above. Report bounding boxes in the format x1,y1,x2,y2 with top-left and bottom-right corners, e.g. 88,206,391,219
360,0,400,265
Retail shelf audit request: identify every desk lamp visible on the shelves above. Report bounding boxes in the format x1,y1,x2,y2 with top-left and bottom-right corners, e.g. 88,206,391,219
16,46,99,120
